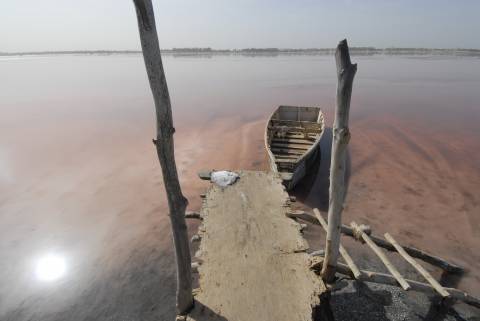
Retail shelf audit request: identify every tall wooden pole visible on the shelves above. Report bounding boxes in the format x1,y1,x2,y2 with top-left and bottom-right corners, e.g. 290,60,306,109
132,0,193,314
321,39,357,282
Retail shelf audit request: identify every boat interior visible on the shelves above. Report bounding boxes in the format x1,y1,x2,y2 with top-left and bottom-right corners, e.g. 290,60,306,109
267,106,324,171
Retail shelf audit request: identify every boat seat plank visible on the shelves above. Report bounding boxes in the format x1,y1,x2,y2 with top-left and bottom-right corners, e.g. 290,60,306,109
272,138,314,145
275,158,298,163
270,120,323,132
273,152,299,157
271,143,311,150
271,148,304,155
270,126,323,134
283,133,318,140
270,119,318,127
274,155,298,160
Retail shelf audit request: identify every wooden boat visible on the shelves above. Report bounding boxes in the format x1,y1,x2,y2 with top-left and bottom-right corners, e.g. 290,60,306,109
265,105,325,190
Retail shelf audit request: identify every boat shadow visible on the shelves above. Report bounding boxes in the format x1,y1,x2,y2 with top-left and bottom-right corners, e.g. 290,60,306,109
292,127,351,211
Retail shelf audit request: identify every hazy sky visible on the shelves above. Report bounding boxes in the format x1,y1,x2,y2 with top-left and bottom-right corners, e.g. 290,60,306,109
1,0,479,52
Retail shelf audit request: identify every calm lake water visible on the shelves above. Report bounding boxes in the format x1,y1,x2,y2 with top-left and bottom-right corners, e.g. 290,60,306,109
1,54,479,320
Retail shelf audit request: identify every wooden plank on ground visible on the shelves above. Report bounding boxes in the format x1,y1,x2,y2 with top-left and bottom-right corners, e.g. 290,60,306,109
313,212,462,273
187,171,326,321
384,233,450,298
291,210,463,274
311,258,480,309
351,221,411,291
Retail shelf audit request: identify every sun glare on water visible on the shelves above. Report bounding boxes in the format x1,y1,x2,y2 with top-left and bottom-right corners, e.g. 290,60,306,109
35,254,66,282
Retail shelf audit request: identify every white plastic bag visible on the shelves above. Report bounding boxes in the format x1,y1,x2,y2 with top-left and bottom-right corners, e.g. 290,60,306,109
210,170,239,187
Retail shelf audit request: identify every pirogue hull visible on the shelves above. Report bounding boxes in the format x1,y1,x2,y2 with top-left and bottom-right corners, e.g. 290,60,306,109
265,105,325,190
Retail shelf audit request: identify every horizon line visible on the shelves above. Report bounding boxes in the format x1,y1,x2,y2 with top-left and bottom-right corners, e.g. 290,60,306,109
2,46,480,54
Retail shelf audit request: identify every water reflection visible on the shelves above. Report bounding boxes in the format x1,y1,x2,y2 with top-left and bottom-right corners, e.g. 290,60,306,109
35,253,66,282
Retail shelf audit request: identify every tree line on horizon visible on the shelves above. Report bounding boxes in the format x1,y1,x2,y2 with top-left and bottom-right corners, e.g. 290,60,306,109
1,47,479,57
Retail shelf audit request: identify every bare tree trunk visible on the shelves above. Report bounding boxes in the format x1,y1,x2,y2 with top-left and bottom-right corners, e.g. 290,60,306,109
322,39,357,282
313,209,362,279
132,0,193,314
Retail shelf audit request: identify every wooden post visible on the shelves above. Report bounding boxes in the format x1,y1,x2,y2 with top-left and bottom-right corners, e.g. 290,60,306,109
321,39,357,282
313,209,362,280
132,0,193,314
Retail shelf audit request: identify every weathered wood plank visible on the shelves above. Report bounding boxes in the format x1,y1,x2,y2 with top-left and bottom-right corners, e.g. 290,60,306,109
283,133,317,139
197,170,212,180
270,142,310,150
312,258,480,309
187,171,326,321
322,39,357,282
272,138,313,145
275,158,298,163
351,222,411,290
271,148,304,155
313,209,362,280
271,128,320,137
309,209,463,274
286,210,320,225
185,211,202,220
132,0,193,314
270,119,323,132
384,233,450,298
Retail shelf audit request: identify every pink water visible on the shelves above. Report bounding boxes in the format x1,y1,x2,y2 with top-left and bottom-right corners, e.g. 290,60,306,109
1,54,479,320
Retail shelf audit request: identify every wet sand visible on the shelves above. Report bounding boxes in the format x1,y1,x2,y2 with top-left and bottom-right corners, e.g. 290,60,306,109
1,55,479,320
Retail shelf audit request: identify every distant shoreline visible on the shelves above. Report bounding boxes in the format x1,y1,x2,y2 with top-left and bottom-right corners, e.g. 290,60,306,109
1,47,480,57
